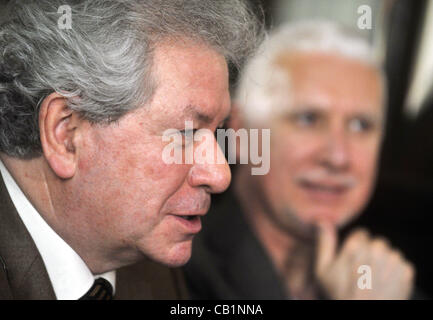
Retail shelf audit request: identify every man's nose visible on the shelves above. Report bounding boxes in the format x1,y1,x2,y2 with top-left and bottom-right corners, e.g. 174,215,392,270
188,138,231,194
319,129,350,172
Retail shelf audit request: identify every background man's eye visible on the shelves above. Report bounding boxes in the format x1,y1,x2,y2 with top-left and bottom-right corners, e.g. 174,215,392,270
349,118,373,133
296,112,318,127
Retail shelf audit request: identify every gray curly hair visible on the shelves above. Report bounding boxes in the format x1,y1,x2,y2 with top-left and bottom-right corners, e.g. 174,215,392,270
0,0,264,158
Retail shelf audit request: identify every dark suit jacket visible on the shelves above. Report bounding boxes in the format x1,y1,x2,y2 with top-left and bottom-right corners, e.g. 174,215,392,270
0,173,188,300
184,187,288,299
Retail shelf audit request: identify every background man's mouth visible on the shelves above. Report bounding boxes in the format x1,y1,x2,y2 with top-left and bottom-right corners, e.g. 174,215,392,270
300,180,349,194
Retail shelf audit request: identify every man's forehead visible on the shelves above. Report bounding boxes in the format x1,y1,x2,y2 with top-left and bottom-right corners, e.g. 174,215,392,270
153,39,229,83
274,50,374,69
272,50,384,112
146,40,231,126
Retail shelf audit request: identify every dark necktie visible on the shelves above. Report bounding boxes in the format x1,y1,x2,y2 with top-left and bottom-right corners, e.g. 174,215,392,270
80,278,114,300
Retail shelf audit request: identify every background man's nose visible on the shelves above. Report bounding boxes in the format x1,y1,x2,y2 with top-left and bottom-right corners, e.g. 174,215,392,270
319,130,350,172
188,140,231,194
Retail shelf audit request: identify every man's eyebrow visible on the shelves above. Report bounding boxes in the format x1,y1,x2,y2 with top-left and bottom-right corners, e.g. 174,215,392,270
350,111,383,122
183,104,214,124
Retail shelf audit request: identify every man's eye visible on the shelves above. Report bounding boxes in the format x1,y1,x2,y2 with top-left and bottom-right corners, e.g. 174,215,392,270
294,111,319,127
179,129,197,136
179,129,198,145
348,118,373,133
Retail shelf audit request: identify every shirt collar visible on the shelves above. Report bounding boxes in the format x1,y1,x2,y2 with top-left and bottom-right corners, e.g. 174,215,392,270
0,160,116,300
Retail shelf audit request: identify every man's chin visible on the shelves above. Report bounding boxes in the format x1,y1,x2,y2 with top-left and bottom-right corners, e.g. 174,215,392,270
154,240,193,267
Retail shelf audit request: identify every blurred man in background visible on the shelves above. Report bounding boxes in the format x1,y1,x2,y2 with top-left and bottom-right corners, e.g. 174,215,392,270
185,21,415,300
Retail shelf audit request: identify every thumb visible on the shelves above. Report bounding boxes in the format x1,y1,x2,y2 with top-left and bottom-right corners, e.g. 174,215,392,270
315,221,338,276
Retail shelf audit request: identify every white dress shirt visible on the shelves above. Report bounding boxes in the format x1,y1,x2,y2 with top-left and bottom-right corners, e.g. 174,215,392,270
0,160,116,300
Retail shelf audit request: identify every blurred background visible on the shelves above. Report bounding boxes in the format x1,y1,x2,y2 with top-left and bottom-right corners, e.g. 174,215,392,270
244,0,433,297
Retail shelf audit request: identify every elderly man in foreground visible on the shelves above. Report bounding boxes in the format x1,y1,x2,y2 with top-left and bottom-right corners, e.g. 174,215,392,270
185,21,415,300
0,0,261,299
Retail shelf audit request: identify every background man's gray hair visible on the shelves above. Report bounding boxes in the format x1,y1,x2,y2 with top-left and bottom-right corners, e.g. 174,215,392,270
0,0,264,158
235,20,386,125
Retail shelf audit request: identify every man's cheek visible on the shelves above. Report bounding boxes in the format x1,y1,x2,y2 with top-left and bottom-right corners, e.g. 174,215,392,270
353,154,378,194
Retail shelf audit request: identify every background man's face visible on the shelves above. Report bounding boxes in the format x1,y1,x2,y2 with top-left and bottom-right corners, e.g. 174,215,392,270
68,40,231,267
258,52,385,235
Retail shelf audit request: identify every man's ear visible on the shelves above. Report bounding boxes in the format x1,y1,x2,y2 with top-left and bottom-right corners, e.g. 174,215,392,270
39,92,82,179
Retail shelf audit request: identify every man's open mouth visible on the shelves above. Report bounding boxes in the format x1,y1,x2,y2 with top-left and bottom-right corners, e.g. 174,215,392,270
179,215,199,221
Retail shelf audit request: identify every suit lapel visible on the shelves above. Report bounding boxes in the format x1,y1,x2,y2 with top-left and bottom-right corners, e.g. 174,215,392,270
0,173,56,299
115,257,188,300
